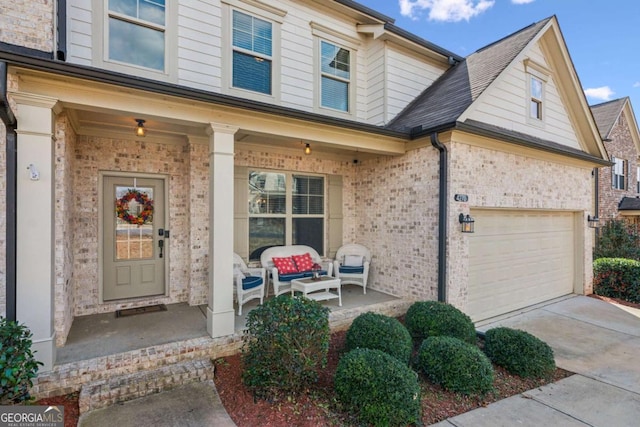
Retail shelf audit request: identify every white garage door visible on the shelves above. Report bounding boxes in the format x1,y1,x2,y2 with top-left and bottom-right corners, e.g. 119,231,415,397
468,210,575,321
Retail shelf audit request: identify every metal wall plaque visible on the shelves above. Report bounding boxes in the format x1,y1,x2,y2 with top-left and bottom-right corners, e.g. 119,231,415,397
454,194,469,202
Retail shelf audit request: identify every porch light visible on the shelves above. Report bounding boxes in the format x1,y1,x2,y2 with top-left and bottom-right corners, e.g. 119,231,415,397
304,143,311,155
588,214,599,229
459,213,475,233
135,119,146,137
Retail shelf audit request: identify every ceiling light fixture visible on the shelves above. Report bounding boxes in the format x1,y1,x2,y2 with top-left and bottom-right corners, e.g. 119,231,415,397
304,143,311,155
135,119,146,137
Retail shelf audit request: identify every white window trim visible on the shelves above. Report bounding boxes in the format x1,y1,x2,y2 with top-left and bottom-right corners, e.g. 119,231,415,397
248,169,327,254
636,165,640,193
91,0,178,83
613,156,626,190
524,59,549,127
221,0,284,103
311,22,359,119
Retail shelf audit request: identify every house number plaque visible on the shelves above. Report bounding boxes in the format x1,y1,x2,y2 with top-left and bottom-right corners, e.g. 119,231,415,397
454,194,469,202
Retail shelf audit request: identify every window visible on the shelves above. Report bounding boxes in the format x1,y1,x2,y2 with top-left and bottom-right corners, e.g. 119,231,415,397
529,76,543,120
232,10,272,95
320,41,350,112
248,171,325,260
636,166,639,193
612,157,626,190
107,0,166,71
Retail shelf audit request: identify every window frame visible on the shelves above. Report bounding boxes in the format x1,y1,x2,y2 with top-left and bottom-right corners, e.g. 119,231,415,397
248,169,326,259
311,22,359,119
612,156,627,190
221,0,285,103
524,59,549,126
93,0,177,82
319,40,352,113
637,165,640,193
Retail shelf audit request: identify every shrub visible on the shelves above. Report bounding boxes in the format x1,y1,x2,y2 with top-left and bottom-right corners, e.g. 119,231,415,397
335,348,421,427
416,336,494,395
0,318,43,405
405,301,476,344
483,327,556,378
344,312,412,364
593,257,640,304
594,219,640,260
241,295,330,397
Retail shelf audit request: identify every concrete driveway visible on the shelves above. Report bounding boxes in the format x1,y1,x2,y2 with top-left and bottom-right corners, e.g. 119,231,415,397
432,295,640,427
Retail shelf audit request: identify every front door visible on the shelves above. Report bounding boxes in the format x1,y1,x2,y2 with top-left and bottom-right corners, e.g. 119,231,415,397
103,175,166,301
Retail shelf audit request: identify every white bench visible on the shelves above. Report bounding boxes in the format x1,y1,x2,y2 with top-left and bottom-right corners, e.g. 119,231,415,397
260,245,334,296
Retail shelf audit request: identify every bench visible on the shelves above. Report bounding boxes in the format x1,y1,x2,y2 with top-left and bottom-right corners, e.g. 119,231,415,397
260,245,334,296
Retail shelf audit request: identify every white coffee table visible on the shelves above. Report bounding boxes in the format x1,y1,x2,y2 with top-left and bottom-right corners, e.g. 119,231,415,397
290,276,342,306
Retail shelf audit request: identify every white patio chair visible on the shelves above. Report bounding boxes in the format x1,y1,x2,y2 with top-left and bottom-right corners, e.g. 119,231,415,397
333,244,371,294
233,253,266,315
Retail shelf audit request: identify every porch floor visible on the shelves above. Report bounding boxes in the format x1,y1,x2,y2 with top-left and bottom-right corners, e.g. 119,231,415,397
57,284,398,365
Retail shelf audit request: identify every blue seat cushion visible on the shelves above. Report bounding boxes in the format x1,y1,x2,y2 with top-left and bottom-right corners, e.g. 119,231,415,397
339,265,364,274
278,272,306,282
242,276,263,290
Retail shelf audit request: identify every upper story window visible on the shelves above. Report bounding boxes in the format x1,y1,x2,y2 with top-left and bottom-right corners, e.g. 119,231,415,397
612,156,627,190
524,59,549,125
108,0,166,71
232,10,272,95
636,166,640,193
320,41,351,112
529,76,543,120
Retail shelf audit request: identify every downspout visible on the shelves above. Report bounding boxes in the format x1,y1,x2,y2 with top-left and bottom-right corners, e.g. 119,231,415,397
594,168,599,244
431,132,448,302
0,61,17,321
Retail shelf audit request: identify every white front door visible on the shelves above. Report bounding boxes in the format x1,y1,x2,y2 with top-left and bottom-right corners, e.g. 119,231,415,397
103,175,166,301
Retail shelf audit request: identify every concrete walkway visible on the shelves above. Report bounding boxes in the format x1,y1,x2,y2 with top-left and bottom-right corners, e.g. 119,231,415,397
432,295,640,427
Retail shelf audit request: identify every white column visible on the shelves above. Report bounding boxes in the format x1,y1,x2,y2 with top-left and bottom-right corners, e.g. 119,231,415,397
206,123,238,338
13,93,59,371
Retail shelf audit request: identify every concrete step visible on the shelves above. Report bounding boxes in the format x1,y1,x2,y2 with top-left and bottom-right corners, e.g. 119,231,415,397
79,358,215,414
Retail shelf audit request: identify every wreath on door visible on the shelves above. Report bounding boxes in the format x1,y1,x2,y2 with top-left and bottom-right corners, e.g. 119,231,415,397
115,189,154,226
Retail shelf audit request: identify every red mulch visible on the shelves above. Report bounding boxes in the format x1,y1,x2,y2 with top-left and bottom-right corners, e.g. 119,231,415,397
34,392,80,427
589,293,640,309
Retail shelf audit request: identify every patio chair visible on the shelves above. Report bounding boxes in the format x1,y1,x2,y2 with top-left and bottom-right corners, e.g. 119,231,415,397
333,243,371,294
233,253,266,315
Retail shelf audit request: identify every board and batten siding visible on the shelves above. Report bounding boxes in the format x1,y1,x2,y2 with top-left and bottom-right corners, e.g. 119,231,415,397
462,41,581,150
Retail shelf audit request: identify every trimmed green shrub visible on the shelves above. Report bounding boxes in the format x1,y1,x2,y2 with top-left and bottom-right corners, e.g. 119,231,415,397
241,295,330,397
0,318,43,405
594,219,640,260
335,348,421,427
416,336,494,395
344,312,412,364
405,301,476,344
483,327,556,378
593,257,640,304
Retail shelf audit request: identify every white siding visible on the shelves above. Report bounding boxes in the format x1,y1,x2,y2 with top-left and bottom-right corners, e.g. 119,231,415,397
67,0,93,65
385,46,446,123
365,40,386,125
464,41,581,150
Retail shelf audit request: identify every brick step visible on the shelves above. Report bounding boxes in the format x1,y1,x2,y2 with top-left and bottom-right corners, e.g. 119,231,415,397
78,358,215,414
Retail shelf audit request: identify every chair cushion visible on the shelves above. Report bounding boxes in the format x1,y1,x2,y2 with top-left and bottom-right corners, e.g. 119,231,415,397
339,265,364,274
344,254,364,267
292,252,314,272
278,272,306,282
272,256,298,274
242,276,263,290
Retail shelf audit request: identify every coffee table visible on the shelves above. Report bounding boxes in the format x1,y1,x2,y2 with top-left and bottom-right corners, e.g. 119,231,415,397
290,276,342,306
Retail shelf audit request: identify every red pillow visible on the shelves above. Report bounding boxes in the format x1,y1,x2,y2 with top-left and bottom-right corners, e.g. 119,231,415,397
272,257,298,274
292,253,314,272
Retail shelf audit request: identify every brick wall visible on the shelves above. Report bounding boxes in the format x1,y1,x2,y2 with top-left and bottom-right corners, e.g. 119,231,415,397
0,0,54,52
597,111,639,220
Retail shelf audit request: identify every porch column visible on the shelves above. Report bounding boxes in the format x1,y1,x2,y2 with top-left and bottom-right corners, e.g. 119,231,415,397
206,123,238,338
13,93,59,371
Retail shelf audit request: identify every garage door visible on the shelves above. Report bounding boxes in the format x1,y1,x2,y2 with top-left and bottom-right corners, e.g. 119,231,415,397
468,210,575,321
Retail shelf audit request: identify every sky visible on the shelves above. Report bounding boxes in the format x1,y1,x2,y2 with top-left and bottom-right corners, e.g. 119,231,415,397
356,0,640,122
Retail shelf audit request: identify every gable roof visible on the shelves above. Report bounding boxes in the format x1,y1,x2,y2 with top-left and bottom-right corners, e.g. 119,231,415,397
591,97,632,140
618,196,640,211
387,18,550,133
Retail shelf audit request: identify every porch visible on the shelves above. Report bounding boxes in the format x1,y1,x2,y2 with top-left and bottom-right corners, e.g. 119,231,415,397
32,285,411,414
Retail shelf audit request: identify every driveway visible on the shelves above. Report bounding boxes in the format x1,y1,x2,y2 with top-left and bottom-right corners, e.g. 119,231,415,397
431,295,640,427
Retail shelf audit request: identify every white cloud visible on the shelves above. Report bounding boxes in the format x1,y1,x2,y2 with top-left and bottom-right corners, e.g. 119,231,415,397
584,86,615,101
634,82,640,88
511,0,535,4
399,0,495,22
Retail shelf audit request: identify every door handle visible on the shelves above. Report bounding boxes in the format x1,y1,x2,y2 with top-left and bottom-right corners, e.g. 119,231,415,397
158,239,164,258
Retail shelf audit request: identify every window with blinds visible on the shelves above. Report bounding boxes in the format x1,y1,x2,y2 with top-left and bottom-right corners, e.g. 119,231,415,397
320,40,350,112
232,10,272,95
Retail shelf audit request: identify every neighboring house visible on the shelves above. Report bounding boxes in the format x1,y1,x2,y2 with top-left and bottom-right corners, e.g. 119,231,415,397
0,0,608,376
591,97,640,224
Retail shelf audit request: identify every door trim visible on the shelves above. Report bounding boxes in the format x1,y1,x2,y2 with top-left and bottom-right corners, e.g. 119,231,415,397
98,171,170,304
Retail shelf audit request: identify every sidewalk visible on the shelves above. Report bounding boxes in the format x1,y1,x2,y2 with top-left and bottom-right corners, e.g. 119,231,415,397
431,295,640,427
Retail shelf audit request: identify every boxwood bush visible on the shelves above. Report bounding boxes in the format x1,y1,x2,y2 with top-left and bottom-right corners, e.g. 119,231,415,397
593,257,640,304
334,348,421,427
344,312,412,364
1,318,42,405
416,336,494,395
483,327,556,378
405,301,476,344
241,295,330,398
